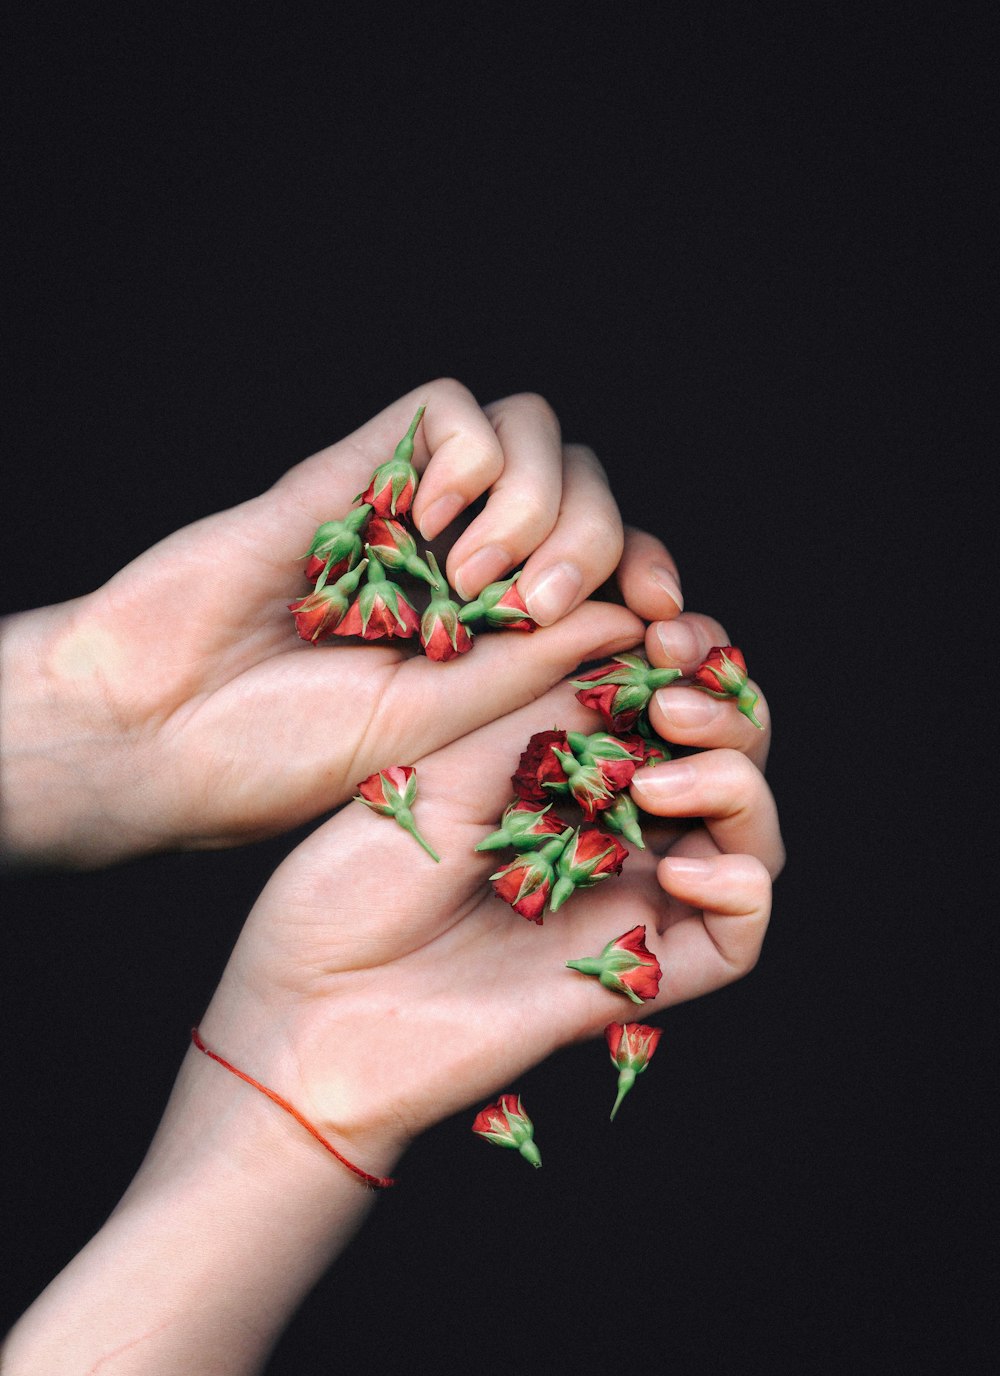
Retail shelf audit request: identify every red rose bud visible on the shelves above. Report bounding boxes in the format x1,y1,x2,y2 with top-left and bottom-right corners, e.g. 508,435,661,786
288,560,369,643
489,830,573,923
571,653,682,731
548,826,629,912
566,731,645,787
419,551,474,661
630,720,673,763
511,730,571,803
354,764,440,861
457,572,537,631
549,747,619,820
605,1021,663,1120
565,923,662,1004
364,516,437,587
302,505,372,587
475,799,568,853
334,551,420,640
597,791,645,849
690,646,763,728
357,405,425,516
471,1093,541,1168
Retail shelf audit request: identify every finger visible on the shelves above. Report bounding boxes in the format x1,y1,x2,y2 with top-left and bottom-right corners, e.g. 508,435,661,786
513,444,626,626
646,674,772,772
629,748,785,878
657,847,772,986
615,525,684,621
440,393,565,598
644,610,731,673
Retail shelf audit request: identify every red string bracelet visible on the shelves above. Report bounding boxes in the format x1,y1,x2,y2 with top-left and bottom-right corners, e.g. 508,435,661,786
190,1027,396,1189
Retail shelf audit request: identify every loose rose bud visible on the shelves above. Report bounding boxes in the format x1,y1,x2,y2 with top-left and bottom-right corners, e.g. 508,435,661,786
598,791,645,849
288,560,369,643
489,830,573,923
510,730,571,803
549,747,620,819
357,405,425,517
566,731,645,788
690,646,763,728
471,1093,541,1168
571,653,682,731
548,826,629,912
566,924,662,1004
364,516,437,587
419,551,474,661
354,764,440,861
334,551,420,640
475,799,568,853
605,1021,663,1120
301,505,372,587
628,723,673,764
457,573,537,631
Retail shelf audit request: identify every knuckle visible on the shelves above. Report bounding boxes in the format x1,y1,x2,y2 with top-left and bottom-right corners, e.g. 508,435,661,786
573,509,625,567
505,391,561,436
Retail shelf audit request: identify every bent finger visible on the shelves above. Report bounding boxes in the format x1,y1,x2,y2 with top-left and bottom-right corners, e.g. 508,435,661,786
616,525,684,622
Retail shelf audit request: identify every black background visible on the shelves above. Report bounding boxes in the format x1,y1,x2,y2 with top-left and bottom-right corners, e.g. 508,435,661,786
2,7,990,1372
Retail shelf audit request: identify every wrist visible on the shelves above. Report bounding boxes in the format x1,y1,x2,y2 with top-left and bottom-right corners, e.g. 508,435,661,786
0,601,152,868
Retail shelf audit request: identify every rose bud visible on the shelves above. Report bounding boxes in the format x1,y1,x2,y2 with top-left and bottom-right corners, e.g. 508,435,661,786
628,722,673,765
489,830,573,923
571,652,682,731
419,551,474,661
354,764,440,861
566,731,645,787
548,826,629,912
690,646,763,728
357,404,425,517
596,791,645,849
288,559,369,643
457,573,537,631
334,550,420,640
548,747,619,819
565,923,662,1004
605,1021,663,1121
471,1093,541,1168
301,504,372,586
510,729,571,803
475,799,568,853
364,516,437,587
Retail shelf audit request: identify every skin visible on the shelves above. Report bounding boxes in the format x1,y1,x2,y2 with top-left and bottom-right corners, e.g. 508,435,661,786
1,379,687,868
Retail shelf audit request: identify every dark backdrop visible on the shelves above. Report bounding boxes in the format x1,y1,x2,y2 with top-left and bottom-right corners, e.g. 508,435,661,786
2,8,988,1372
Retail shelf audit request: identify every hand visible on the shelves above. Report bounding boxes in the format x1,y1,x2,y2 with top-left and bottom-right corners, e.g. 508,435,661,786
1,380,687,868
201,610,781,1166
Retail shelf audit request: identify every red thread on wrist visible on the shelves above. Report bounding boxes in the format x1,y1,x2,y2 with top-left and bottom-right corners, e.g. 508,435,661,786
190,1027,396,1189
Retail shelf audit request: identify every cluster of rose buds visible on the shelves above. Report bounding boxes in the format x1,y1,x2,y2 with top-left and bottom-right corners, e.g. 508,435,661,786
288,406,537,657
472,642,763,1165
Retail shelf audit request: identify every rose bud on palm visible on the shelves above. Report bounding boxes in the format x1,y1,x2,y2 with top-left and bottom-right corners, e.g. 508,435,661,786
548,827,629,912
354,764,439,861
475,800,568,853
549,747,619,819
357,404,425,517
457,572,536,631
471,1093,541,1168
566,924,662,1004
288,560,369,643
605,1021,663,1121
334,550,420,640
690,645,763,728
302,505,372,585
566,731,645,788
419,550,474,661
490,830,573,923
571,652,681,731
364,516,437,587
511,729,571,803
598,791,646,849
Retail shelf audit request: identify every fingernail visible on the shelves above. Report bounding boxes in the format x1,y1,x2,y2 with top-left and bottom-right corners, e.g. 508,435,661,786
631,760,696,797
650,565,683,611
655,619,699,667
661,855,714,877
654,687,718,728
523,561,583,626
453,544,513,600
418,492,465,541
